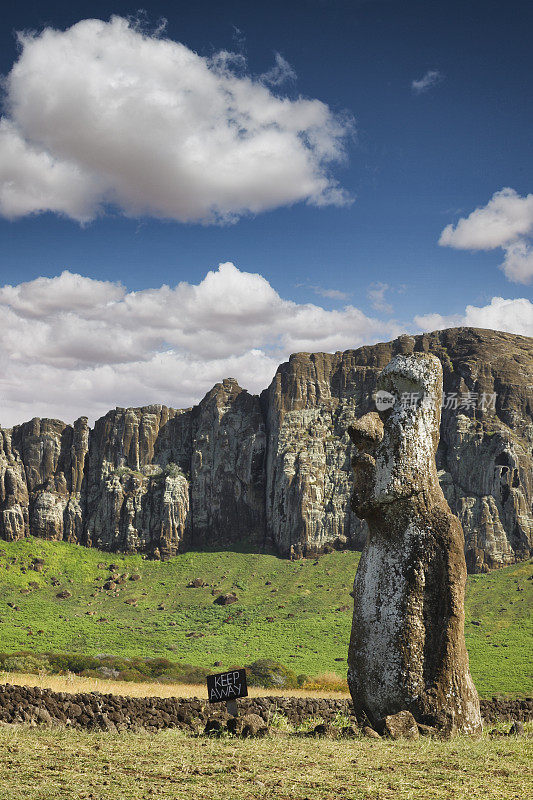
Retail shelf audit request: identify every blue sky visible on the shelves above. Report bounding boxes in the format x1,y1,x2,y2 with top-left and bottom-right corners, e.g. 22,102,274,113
0,1,531,424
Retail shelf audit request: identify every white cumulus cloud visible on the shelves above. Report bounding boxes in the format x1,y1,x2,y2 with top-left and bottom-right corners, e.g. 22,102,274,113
439,188,533,284
414,296,533,338
0,16,353,224
0,263,401,426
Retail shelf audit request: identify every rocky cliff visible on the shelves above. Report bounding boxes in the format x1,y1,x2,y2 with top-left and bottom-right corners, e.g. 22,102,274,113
1,328,531,571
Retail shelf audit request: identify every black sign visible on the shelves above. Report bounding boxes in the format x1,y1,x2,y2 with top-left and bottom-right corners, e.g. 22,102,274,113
207,669,248,703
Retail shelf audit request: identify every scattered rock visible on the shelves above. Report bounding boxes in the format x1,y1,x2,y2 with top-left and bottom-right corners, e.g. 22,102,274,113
204,718,224,736
362,726,381,738
187,578,206,588
31,706,52,725
56,590,72,599
509,721,525,736
129,574,141,581
417,723,439,737
213,593,238,606
341,725,359,737
383,711,419,740
227,713,268,737
309,722,331,737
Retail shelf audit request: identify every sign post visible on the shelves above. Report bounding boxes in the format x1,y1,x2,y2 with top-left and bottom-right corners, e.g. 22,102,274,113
206,668,248,717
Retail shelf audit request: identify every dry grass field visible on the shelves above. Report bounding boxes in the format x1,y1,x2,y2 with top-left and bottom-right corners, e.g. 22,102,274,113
0,671,350,699
0,725,531,800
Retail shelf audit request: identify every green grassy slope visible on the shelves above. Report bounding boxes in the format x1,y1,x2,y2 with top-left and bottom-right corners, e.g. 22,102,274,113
0,538,531,696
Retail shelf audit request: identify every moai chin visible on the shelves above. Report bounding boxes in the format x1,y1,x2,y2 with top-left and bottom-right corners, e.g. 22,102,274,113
347,353,482,736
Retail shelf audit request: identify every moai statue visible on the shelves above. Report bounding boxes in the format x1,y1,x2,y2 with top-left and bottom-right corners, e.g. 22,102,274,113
347,353,482,735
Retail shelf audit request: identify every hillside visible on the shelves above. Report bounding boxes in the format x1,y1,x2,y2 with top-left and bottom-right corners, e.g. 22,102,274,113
0,538,531,697
1,328,532,572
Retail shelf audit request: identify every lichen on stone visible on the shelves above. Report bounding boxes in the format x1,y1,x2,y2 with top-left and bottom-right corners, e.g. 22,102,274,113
347,353,482,736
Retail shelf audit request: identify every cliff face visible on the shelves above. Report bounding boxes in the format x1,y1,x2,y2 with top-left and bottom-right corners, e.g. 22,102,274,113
0,328,531,570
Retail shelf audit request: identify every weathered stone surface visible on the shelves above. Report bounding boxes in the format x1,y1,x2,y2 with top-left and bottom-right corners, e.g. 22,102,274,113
189,378,266,550
347,353,482,735
383,711,419,740
265,328,532,568
226,712,268,737
0,328,531,569
362,725,381,738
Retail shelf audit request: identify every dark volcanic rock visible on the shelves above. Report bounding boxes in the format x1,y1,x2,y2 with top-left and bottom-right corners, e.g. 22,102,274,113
347,354,482,736
187,578,206,588
0,328,530,570
213,592,238,606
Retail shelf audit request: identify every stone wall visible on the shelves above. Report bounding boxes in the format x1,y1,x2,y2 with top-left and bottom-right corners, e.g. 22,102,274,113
0,684,530,731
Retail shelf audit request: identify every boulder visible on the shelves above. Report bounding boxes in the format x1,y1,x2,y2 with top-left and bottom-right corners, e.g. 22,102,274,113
187,578,206,588
227,713,268,737
204,718,224,736
509,721,525,736
383,711,419,740
213,593,238,606
362,725,381,738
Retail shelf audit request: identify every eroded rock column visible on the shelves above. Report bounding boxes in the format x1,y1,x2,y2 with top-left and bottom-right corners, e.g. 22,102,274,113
347,353,482,735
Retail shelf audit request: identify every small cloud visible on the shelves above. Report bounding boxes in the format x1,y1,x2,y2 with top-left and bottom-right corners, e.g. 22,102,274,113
367,282,393,313
232,25,246,50
305,284,351,301
411,69,444,95
260,52,297,87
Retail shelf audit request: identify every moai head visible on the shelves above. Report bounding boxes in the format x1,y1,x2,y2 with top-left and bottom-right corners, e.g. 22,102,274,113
349,353,443,518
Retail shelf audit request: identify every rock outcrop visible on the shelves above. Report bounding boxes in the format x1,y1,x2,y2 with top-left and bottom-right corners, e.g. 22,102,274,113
265,328,532,569
346,353,482,735
0,328,531,568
